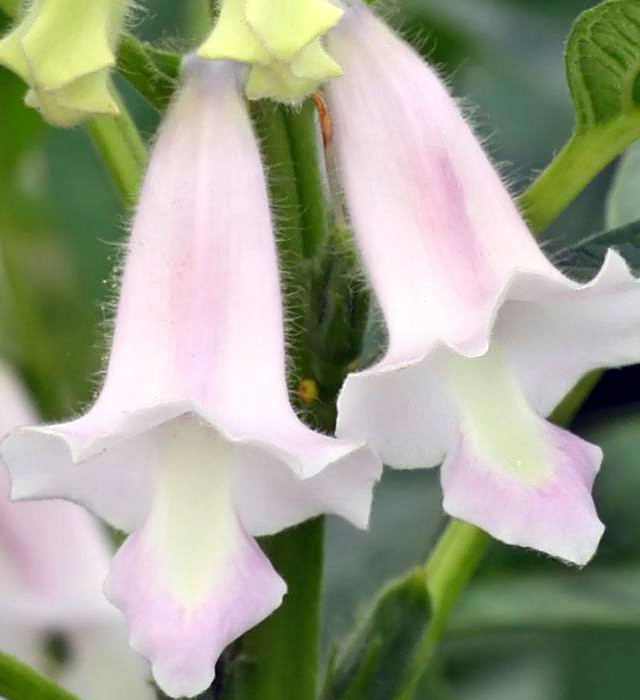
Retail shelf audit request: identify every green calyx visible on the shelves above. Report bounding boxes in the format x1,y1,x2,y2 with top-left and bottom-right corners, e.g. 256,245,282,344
198,0,343,104
0,0,130,126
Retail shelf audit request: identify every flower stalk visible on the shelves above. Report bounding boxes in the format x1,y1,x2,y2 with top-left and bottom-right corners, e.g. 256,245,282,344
519,121,640,234
85,104,146,206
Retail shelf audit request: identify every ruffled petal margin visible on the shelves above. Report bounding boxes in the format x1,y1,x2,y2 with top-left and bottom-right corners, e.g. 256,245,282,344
441,420,604,565
106,518,284,698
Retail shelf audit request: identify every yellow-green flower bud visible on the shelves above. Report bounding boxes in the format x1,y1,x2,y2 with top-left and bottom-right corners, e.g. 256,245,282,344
0,0,130,127
198,0,343,104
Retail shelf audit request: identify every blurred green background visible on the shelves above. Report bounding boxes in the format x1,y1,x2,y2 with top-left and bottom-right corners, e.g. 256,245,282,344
1,1,640,698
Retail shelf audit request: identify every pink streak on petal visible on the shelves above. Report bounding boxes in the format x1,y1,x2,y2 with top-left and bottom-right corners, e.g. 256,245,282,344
105,522,286,698
94,57,293,432
326,4,557,359
441,421,604,565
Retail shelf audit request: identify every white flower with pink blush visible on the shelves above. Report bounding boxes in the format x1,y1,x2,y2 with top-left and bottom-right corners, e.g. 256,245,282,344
1,57,381,698
327,2,640,566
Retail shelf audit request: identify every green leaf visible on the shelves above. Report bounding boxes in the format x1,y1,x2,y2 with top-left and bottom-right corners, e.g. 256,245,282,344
322,570,432,700
606,138,640,227
448,565,640,635
544,217,640,281
566,0,640,131
520,0,640,232
0,650,83,700
0,0,18,17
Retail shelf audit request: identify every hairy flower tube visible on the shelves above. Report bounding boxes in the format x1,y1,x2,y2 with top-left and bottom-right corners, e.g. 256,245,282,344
0,364,153,700
326,3,640,566
0,56,380,698
0,0,129,126
198,0,342,102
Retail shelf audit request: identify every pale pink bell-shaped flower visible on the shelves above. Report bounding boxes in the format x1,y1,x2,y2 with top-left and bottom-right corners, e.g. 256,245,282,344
1,57,381,698
327,3,640,566
0,364,153,700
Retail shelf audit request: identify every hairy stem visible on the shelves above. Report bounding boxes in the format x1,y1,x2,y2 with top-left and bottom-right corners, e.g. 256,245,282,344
282,102,329,259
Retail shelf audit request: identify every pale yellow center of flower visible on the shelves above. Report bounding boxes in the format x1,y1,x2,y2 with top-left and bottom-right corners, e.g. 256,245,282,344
441,345,552,484
147,416,239,606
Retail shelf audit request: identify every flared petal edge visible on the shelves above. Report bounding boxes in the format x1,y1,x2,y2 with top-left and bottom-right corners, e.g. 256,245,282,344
441,419,604,566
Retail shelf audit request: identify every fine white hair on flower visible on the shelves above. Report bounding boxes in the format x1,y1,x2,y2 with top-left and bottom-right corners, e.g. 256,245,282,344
326,0,640,567
0,55,381,699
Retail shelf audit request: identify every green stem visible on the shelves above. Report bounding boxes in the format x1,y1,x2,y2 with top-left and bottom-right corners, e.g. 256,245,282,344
424,521,491,614
252,101,307,366
282,102,329,259
222,520,324,700
518,118,640,233
185,0,212,42
85,103,147,206
0,650,83,700
549,370,602,426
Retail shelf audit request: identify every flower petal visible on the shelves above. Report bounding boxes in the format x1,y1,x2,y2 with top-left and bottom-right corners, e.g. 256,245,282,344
438,346,604,564
96,58,292,421
104,417,285,698
498,250,640,415
336,354,455,469
2,416,160,532
329,3,640,492
232,439,380,533
4,396,381,534
441,422,604,566
3,56,380,528
325,3,559,360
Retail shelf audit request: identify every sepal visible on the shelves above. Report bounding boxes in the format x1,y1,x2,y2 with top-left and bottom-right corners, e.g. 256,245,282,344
198,0,343,103
0,0,130,125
